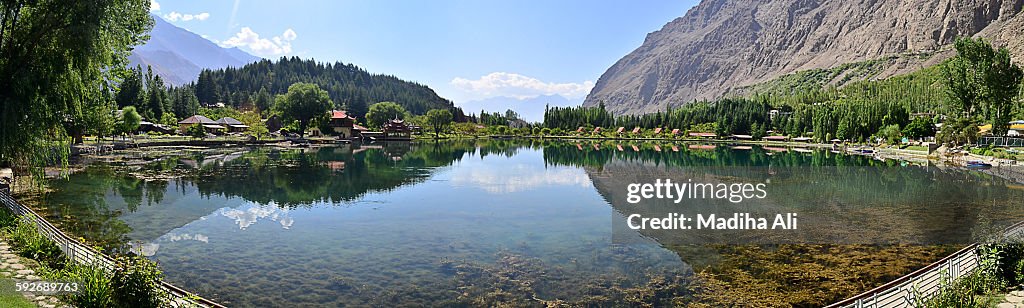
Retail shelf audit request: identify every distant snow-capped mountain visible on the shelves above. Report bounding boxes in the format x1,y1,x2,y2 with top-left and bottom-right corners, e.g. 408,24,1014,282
129,15,260,85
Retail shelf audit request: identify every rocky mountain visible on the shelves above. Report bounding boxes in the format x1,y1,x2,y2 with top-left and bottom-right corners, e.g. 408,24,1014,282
129,15,260,85
585,0,1024,115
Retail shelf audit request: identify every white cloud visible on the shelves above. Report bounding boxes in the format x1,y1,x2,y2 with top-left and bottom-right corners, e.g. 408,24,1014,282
220,27,297,57
150,0,160,12
450,164,592,194
451,72,595,100
164,11,210,22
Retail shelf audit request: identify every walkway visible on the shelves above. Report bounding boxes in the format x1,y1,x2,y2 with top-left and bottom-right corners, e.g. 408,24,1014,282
0,239,62,308
999,290,1024,308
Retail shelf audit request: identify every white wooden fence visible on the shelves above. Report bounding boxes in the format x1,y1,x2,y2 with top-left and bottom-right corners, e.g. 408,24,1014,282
827,221,1024,308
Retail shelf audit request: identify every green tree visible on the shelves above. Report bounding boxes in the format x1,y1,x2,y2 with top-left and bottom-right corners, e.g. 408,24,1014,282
118,107,142,140
254,87,273,112
116,66,146,109
273,82,332,136
876,124,902,144
366,102,409,129
902,117,935,140
937,117,979,145
187,123,206,140
943,37,1024,135
425,109,453,137
237,111,268,140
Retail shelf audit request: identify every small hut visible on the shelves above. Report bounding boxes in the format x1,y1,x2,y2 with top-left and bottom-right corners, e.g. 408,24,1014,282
631,127,641,134
616,127,625,134
653,128,663,135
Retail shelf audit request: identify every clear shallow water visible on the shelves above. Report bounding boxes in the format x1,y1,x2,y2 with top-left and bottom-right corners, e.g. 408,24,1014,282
30,140,1024,306
36,141,688,306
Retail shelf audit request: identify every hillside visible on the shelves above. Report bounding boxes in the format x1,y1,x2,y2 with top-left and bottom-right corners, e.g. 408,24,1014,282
585,0,1024,115
195,57,455,117
129,15,260,85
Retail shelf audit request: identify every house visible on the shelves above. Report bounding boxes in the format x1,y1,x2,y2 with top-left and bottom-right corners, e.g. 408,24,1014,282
328,110,358,138
671,129,681,135
382,118,411,140
792,137,813,143
216,117,249,133
763,135,789,142
653,128,663,135
616,127,625,134
178,115,224,134
631,127,641,134
688,132,716,138
137,121,174,135
593,127,602,133
731,134,753,140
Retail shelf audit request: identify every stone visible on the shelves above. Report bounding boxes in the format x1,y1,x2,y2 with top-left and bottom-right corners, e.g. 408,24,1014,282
7,263,24,270
15,269,32,275
1013,290,1024,297
24,275,40,280
997,303,1020,308
1007,295,1024,303
1,253,15,258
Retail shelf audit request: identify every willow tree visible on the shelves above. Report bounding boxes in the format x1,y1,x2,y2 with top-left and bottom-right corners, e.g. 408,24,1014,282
0,0,153,173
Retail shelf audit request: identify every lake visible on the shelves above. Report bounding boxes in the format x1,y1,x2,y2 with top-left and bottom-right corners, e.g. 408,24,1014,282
27,140,1024,306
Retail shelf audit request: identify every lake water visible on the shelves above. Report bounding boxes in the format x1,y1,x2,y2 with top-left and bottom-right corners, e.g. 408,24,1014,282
29,140,1024,306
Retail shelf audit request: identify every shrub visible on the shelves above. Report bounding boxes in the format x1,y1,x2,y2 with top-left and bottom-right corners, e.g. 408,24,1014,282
111,254,167,308
51,261,113,308
7,215,64,269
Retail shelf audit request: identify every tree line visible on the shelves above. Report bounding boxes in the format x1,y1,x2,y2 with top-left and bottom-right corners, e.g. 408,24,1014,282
544,37,1023,144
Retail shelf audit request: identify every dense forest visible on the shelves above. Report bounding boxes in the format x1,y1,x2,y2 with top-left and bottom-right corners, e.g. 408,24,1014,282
181,57,459,119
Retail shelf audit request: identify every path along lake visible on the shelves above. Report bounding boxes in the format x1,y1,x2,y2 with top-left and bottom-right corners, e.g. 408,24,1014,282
24,140,1024,306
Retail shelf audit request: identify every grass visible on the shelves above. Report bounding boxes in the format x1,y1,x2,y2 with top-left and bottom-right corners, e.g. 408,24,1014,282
0,278,36,308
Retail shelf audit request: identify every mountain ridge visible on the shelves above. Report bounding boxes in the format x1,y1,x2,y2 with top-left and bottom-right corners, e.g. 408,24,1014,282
129,15,261,85
585,0,1024,115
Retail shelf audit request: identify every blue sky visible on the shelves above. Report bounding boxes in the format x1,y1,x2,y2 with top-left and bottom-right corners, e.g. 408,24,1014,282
150,0,699,107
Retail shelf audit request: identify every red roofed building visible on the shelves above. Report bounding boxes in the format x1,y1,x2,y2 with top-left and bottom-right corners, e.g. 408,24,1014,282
329,110,359,138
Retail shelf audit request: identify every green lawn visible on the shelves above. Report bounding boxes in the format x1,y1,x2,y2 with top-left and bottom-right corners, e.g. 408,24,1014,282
0,278,36,308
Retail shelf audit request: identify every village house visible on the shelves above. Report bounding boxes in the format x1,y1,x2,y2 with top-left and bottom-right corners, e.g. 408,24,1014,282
178,115,224,134
216,117,249,133
328,110,359,138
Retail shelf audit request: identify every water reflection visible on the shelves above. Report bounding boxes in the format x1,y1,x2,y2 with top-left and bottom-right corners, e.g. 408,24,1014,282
31,140,1024,306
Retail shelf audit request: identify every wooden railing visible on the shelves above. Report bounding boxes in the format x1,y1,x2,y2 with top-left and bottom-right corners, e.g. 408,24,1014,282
0,192,225,308
827,221,1024,308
